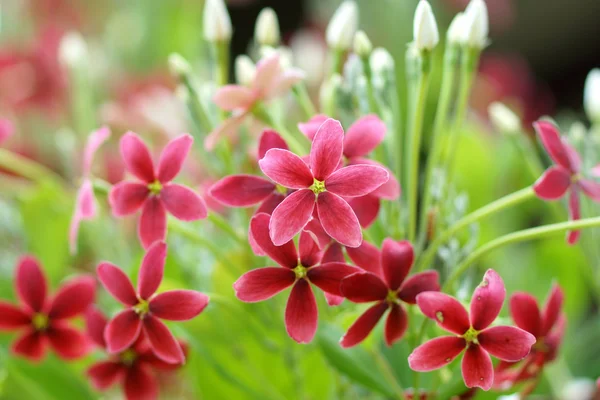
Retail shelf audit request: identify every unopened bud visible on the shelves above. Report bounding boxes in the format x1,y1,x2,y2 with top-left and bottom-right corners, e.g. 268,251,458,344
413,0,439,51
326,1,358,50
462,0,489,48
235,55,256,86
319,73,343,112
59,32,88,69
584,68,600,124
353,30,372,58
168,53,192,79
488,102,520,134
447,12,465,45
203,0,232,42
255,8,280,47
370,47,394,75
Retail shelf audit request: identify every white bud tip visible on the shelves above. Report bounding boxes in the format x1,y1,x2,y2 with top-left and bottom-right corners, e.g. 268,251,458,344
370,47,394,74
203,0,232,42
447,12,465,45
488,102,521,134
59,32,88,68
353,30,372,57
462,0,489,48
168,53,192,78
235,55,256,86
326,1,359,50
585,68,600,124
413,0,439,51
255,8,280,47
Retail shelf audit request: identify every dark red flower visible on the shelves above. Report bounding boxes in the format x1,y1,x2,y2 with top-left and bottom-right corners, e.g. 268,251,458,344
0,256,95,361
233,213,358,343
97,241,209,363
109,132,208,248
339,239,440,347
409,269,536,391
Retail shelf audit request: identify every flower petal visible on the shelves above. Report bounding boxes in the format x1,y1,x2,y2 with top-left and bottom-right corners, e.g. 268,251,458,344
534,121,573,171
478,326,536,362
325,164,389,198
533,166,571,200
258,129,289,159
340,302,387,348
83,126,111,177
251,212,298,268
150,290,209,320
12,329,46,361
298,114,328,141
322,242,345,263
267,69,305,99
16,256,47,312
75,179,96,218
256,192,286,216
85,306,108,348
408,336,466,371
578,179,600,202
416,292,470,335
381,239,414,291
210,175,275,207
138,197,167,249
143,315,185,364
509,292,542,337
124,364,159,400
343,115,386,158
213,85,255,111
259,148,313,189
541,284,564,336
461,345,494,390
345,240,382,275
47,323,90,360
0,118,14,144
270,189,316,246
398,271,440,304
567,189,581,244
385,303,408,346
346,195,380,228
138,241,167,300
48,276,96,319
310,118,344,181
470,269,506,331
156,134,193,183
317,192,362,247
252,55,282,95
307,262,359,296
233,268,296,302
204,112,246,151
324,293,344,306
0,302,30,330
109,182,149,216
120,131,155,182
105,309,143,354
97,262,138,306
87,361,124,390
340,272,388,303
285,279,318,344
299,230,322,267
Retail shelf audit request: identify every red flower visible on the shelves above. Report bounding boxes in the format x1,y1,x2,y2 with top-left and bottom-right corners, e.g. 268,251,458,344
493,284,565,390
97,241,209,364
339,239,440,347
233,213,358,343
109,132,208,248
0,256,95,361
259,118,389,247
408,269,536,391
85,307,184,400
533,121,600,244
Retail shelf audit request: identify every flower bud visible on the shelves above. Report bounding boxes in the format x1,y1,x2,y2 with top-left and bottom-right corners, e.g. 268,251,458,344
203,0,232,42
319,73,343,112
584,68,600,124
353,30,372,58
326,1,359,51
413,0,439,51
59,31,88,69
235,55,256,86
370,47,394,76
255,8,280,47
462,0,489,48
446,12,465,45
168,53,192,80
488,102,520,134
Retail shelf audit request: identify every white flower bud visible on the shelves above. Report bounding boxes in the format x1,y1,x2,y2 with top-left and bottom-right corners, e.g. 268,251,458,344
353,30,372,58
370,47,394,75
462,0,489,48
562,379,595,400
260,46,293,70
319,73,342,111
488,102,520,134
584,68,600,124
255,8,280,47
203,0,232,42
168,53,192,79
447,12,465,45
59,32,88,69
326,1,359,51
413,0,439,51
235,55,256,86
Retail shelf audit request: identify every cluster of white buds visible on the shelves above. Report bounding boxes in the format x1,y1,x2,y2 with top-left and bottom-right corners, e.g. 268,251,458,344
326,1,359,51
203,0,232,42
412,0,439,52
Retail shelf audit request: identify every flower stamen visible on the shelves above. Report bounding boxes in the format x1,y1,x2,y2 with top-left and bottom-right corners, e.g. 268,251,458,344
133,298,150,317
462,326,480,344
293,265,307,280
119,348,137,366
309,179,326,195
148,180,163,195
31,313,49,331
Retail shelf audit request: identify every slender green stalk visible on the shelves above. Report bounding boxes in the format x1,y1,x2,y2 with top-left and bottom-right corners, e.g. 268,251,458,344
0,148,65,187
371,349,406,400
417,186,535,271
400,48,421,193
359,54,382,116
180,74,213,133
330,48,344,77
212,40,230,121
207,212,247,246
291,83,317,119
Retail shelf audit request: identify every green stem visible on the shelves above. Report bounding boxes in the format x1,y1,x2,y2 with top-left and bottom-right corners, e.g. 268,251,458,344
360,55,382,116
371,348,406,400
252,104,308,154
207,212,247,246
212,40,230,121
180,73,213,134
0,148,65,187
291,83,317,119
417,186,535,271
330,48,344,77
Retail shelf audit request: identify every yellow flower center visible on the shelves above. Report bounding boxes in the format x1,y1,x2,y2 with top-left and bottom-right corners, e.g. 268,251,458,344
133,298,150,317
293,265,307,280
462,326,480,345
120,348,137,366
385,290,398,305
148,180,163,195
309,179,326,195
31,313,49,331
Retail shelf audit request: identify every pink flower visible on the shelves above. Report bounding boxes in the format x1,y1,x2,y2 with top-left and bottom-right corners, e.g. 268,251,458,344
493,284,565,390
233,213,358,343
109,132,208,249
339,239,440,347
69,126,111,254
0,256,95,361
408,269,536,391
206,55,305,150
532,121,600,244
259,118,389,247
97,241,209,364
0,118,14,144
85,307,184,400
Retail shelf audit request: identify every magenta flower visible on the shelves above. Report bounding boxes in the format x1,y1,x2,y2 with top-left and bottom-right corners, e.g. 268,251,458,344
109,132,208,249
97,241,209,364
339,239,440,347
69,126,111,254
532,121,600,244
206,55,305,150
234,213,358,343
408,269,536,390
0,118,14,144
0,256,96,361
259,118,389,247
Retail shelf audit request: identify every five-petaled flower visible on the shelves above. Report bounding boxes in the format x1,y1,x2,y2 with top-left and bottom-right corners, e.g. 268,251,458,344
233,213,358,343
85,307,185,400
339,239,440,347
0,256,96,361
97,241,209,364
259,118,389,247
109,131,208,249
532,120,600,244
408,269,536,391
